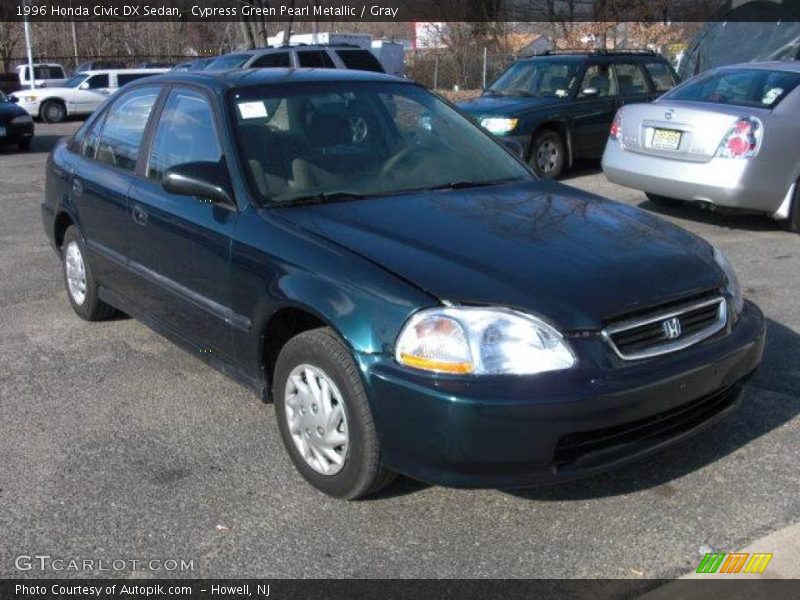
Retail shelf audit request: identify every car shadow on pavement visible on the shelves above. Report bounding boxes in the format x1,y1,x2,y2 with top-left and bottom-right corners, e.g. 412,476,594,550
640,198,784,232
30,134,67,153
501,317,799,501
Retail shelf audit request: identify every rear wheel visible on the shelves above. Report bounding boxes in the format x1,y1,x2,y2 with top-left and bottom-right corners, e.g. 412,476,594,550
529,129,565,179
781,183,800,234
41,100,66,123
645,192,684,208
62,225,116,321
273,327,394,499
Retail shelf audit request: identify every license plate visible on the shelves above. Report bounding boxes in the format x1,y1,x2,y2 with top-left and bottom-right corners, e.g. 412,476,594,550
0,126,6,137
651,128,681,150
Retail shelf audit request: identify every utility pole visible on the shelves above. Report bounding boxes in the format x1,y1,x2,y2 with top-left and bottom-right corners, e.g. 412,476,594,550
70,0,79,68
22,0,36,90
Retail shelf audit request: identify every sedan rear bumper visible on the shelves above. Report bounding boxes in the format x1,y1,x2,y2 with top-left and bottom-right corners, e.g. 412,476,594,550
602,140,787,213
361,300,765,488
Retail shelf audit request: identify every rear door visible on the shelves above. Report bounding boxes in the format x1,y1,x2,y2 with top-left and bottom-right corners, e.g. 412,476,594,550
613,62,655,106
71,85,162,295
296,50,337,69
126,86,239,359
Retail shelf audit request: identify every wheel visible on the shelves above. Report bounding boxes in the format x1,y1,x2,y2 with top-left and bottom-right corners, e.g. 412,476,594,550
781,183,800,233
41,100,66,123
273,327,394,499
529,129,565,178
61,225,116,321
18,138,31,152
645,192,684,208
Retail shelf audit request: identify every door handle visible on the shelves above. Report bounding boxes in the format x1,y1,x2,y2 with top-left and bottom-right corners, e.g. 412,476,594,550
132,205,148,225
72,178,84,197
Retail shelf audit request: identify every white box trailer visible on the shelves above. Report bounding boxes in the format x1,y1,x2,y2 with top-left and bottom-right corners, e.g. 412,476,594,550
370,40,405,77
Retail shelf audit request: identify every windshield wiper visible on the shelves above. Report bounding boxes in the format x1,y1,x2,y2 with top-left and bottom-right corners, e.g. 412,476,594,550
420,178,522,192
280,191,370,206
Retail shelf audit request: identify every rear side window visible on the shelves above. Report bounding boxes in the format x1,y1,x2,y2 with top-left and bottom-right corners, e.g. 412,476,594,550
335,49,385,73
251,52,291,68
614,63,649,95
117,73,153,86
147,88,222,182
644,62,677,92
666,68,800,108
297,50,336,69
85,74,109,89
86,86,160,171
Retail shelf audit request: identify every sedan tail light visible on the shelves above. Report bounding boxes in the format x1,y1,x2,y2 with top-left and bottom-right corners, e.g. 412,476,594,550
609,111,622,140
716,117,762,159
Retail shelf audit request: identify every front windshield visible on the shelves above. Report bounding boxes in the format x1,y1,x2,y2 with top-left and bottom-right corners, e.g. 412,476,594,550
488,60,579,98
62,73,89,88
231,82,531,205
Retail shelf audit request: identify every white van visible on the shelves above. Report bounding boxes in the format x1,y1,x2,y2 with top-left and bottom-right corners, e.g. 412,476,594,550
15,63,68,89
12,68,167,122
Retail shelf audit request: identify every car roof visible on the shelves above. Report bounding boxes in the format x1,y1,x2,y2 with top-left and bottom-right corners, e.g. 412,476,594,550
715,61,800,74
142,67,402,90
78,68,169,75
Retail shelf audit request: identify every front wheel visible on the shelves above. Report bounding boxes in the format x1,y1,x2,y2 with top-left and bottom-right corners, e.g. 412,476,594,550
273,327,394,499
529,129,565,179
41,100,66,123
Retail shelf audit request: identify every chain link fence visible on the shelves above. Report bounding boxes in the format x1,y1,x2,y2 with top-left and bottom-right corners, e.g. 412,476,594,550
407,49,517,92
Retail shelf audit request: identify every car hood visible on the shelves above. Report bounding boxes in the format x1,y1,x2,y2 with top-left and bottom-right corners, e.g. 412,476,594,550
0,101,27,120
458,94,563,116
271,181,723,330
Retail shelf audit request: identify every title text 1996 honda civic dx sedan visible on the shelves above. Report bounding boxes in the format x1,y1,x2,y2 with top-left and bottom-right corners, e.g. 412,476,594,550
42,69,765,499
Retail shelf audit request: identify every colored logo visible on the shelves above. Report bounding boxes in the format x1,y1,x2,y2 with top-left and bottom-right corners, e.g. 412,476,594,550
696,552,773,574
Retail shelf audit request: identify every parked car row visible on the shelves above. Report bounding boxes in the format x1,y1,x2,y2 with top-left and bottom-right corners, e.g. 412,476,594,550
460,50,800,232
42,68,765,499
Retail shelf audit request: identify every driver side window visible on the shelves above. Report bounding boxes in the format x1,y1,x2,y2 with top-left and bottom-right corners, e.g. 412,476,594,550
579,65,617,98
85,74,109,89
146,89,222,183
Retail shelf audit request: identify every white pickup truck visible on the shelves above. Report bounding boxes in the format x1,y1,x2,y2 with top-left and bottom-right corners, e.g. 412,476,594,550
14,63,68,89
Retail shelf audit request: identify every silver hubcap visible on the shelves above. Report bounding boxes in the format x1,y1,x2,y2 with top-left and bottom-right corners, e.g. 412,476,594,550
65,241,87,305
535,140,559,174
47,104,63,121
284,364,349,475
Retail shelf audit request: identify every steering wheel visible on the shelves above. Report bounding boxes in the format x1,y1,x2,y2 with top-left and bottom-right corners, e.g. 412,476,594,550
380,145,418,177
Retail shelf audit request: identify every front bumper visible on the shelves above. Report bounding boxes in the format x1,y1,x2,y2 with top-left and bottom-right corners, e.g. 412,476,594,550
602,140,786,213
0,119,34,145
361,300,765,488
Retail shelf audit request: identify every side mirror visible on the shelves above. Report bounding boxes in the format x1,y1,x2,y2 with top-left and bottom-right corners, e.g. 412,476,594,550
580,87,599,97
78,82,89,90
163,161,234,208
500,138,524,159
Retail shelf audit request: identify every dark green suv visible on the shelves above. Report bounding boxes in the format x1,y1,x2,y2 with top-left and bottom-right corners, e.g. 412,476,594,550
458,50,678,178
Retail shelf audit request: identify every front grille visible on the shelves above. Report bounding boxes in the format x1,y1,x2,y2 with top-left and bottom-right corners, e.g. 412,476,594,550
603,297,727,360
553,383,742,468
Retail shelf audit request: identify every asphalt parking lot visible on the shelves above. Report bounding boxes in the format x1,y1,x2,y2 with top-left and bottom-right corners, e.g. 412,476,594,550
1,122,798,580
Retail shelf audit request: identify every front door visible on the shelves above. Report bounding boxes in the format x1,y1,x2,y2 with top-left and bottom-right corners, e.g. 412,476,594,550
571,63,619,158
71,73,113,115
126,87,239,360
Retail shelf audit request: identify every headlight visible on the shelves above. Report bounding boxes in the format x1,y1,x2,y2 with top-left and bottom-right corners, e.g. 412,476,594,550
11,115,32,124
713,247,743,313
480,117,518,134
395,306,576,375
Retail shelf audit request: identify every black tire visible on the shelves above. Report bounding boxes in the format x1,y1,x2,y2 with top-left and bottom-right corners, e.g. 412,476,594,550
781,183,800,234
273,327,394,499
61,225,116,321
529,129,565,179
645,192,684,208
41,100,66,123
18,138,31,152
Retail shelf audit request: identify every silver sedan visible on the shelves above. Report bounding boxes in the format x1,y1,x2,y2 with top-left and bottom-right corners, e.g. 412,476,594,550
602,62,800,232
